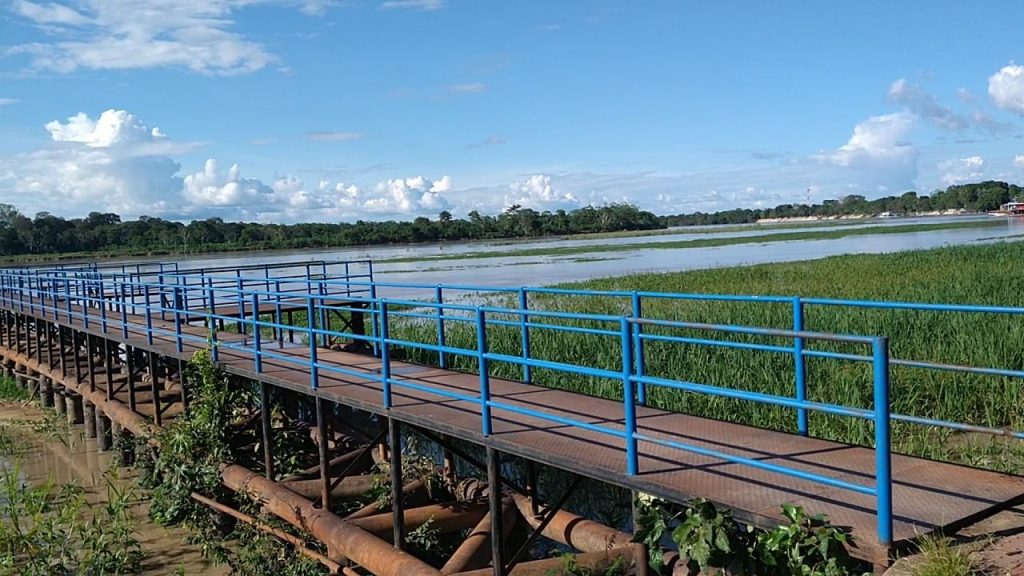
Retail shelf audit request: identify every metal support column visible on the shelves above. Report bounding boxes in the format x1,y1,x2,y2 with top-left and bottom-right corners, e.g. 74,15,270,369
316,396,331,511
260,381,275,479
487,446,504,576
390,417,404,550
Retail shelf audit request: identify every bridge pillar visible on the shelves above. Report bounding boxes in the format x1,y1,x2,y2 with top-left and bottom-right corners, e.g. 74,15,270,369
14,365,26,390
40,375,54,408
95,408,112,451
487,446,505,576
53,381,67,416
83,400,96,438
66,393,83,425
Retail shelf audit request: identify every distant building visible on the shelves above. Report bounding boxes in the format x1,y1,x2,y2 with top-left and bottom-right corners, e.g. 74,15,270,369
998,201,1024,214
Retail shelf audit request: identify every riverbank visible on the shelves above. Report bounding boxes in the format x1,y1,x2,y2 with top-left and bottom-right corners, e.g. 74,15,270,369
755,208,973,223
0,398,225,575
382,217,1008,264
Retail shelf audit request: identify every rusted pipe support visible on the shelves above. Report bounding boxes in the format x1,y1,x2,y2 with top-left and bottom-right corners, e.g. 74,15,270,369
344,478,429,520
348,500,490,539
190,492,343,574
511,493,633,553
221,463,442,576
282,446,375,483
440,496,517,575
281,474,375,500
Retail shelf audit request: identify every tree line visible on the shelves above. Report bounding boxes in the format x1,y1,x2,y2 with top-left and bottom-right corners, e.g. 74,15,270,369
660,180,1022,226
0,180,1018,259
0,203,662,258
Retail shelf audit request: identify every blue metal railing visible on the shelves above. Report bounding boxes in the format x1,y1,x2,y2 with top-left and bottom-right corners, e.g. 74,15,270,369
2,260,1024,546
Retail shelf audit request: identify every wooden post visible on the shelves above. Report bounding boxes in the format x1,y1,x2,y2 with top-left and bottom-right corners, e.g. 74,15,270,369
95,408,112,451
83,400,96,438
66,393,83,425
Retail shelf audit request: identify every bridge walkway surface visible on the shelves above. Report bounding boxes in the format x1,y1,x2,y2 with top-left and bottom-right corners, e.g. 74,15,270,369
4,294,1024,567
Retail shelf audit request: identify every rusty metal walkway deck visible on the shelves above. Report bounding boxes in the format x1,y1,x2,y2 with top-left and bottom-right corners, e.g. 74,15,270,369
5,298,1024,565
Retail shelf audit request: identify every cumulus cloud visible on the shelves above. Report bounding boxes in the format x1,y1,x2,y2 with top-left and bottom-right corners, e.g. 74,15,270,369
989,64,1024,114
0,108,457,222
813,113,918,192
504,175,580,210
938,156,985,186
1015,155,1024,169
182,159,274,207
3,0,330,75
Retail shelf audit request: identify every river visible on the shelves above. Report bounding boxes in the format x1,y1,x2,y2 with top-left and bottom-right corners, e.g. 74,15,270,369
104,215,1024,290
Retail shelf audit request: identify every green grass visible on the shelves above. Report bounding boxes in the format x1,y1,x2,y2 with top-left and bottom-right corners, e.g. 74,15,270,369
910,535,979,576
380,218,1006,264
386,240,1024,471
0,376,29,402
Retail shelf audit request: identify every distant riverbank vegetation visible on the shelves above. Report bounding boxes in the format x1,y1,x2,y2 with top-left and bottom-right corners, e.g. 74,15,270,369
0,180,1018,260
661,180,1023,226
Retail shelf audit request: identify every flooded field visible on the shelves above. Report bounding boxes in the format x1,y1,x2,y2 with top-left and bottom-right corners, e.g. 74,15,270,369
0,403,225,575
105,215,1024,292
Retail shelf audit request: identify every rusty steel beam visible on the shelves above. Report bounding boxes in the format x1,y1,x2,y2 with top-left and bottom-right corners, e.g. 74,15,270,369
221,463,442,576
281,474,376,500
510,493,632,553
348,500,490,540
441,496,517,575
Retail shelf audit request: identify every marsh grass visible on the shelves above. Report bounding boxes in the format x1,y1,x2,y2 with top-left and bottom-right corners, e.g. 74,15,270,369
384,241,1024,470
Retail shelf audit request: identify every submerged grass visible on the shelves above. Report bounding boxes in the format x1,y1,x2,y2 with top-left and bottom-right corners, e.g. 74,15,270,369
380,218,1006,264
386,240,1024,470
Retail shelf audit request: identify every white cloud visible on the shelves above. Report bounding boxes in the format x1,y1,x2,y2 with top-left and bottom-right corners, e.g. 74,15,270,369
888,79,968,131
938,156,985,186
6,1,303,75
45,109,165,148
306,131,363,142
819,112,916,168
504,175,580,210
446,82,487,94
12,0,90,26
364,176,452,214
182,159,274,207
380,0,444,10
0,99,18,107
1014,155,1024,169
989,64,1024,114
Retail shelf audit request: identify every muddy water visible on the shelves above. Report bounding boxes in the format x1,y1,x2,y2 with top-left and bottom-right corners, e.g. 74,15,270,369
0,403,227,575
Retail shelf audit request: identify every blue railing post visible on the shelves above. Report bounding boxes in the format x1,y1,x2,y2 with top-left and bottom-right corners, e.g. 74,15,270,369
208,284,219,362
252,293,262,373
274,279,283,346
144,284,154,345
307,297,319,390
381,301,392,408
435,285,446,369
99,278,108,333
369,284,379,357
622,318,638,475
82,279,90,330
120,283,129,340
64,277,72,320
631,292,646,405
174,287,183,354
318,280,329,348
519,288,531,384
236,277,246,335
477,308,492,436
793,297,809,436
873,336,893,547
158,274,167,321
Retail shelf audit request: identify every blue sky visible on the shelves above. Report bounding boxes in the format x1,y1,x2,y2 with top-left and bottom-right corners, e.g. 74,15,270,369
1,1,1023,223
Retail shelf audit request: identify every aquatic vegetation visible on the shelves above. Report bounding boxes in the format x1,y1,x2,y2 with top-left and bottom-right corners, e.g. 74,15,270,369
391,240,1024,470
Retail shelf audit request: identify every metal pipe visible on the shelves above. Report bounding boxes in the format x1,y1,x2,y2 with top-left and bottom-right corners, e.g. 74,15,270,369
221,463,442,576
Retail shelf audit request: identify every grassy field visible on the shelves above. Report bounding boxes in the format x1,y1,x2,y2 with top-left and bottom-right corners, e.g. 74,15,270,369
388,240,1024,471
381,218,1006,264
